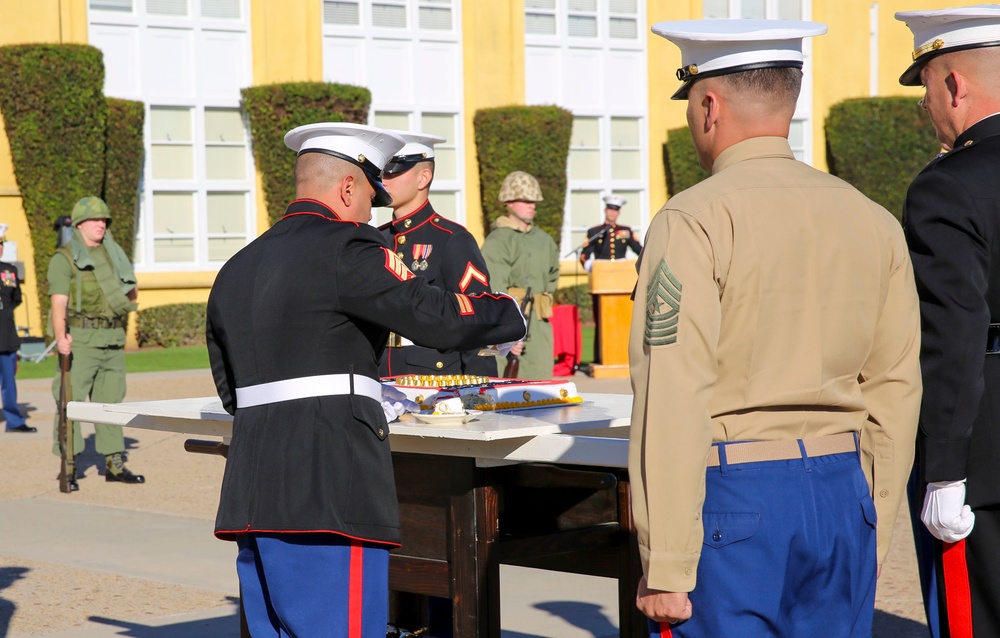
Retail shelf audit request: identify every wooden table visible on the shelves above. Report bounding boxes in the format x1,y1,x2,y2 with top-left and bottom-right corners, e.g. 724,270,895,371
68,394,645,637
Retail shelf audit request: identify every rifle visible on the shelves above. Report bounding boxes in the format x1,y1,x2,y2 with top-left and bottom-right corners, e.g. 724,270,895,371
57,346,76,493
503,287,534,379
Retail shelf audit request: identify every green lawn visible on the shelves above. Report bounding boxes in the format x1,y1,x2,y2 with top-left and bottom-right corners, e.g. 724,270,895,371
16,345,210,380
14,326,595,381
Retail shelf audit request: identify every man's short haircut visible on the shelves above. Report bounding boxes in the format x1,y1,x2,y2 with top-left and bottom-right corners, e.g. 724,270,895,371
717,67,802,107
295,151,356,193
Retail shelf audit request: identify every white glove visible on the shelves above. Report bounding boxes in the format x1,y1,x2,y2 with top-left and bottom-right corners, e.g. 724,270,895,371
921,479,976,543
380,384,420,423
494,291,529,334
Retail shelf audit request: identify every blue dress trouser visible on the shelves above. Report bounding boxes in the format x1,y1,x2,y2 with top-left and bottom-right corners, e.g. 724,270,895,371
649,444,877,638
236,532,390,638
0,351,25,428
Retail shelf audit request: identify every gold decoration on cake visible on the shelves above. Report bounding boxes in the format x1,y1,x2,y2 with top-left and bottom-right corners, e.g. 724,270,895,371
559,388,568,398
393,374,490,388
523,391,531,401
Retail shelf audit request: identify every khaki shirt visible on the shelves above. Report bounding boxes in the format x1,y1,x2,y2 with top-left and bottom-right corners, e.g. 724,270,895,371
628,137,921,593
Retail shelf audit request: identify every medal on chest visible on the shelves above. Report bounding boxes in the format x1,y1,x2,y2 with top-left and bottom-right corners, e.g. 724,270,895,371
411,244,432,271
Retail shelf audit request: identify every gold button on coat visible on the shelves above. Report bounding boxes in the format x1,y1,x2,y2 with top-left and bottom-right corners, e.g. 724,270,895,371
435,361,443,369
398,236,407,245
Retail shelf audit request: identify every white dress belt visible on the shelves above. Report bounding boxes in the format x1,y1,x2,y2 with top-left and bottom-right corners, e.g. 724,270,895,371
235,374,382,408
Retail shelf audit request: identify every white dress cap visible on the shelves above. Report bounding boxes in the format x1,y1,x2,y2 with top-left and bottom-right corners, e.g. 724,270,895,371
602,195,627,209
651,19,828,99
284,122,406,207
384,131,447,176
895,5,1000,86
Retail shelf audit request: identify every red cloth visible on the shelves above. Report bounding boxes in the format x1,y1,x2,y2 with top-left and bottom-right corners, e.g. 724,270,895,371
551,304,581,376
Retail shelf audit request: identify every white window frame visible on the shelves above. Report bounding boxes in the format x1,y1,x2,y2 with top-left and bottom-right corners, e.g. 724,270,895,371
87,0,255,271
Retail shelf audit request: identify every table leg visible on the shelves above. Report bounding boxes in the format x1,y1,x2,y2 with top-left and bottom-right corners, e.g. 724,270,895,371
450,463,501,637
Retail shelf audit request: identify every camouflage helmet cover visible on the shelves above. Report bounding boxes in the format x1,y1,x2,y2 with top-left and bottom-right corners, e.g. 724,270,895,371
498,171,544,203
71,196,112,226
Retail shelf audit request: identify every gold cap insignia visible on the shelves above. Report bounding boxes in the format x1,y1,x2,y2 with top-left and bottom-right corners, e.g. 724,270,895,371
358,154,366,163
913,39,945,61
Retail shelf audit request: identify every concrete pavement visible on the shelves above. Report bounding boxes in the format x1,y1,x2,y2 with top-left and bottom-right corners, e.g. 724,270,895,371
0,369,929,637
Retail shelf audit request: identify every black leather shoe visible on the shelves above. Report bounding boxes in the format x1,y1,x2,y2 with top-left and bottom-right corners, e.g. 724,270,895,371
106,469,145,484
6,424,37,433
68,477,79,492
105,452,145,484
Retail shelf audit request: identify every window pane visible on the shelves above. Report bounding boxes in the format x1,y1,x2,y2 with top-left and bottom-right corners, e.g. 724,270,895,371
610,0,636,13
207,192,246,233
525,13,556,35
525,0,554,8
154,237,195,262
432,147,456,181
205,109,245,142
777,0,801,20
206,146,247,180
419,7,451,29
739,0,766,19
703,0,728,19
151,145,194,180
147,0,187,16
609,18,637,39
421,113,454,139
151,107,192,142
373,3,407,28
571,117,600,147
615,191,642,224
568,0,596,10
611,117,640,147
571,190,604,228
428,191,456,217
324,1,360,25
611,149,641,179
374,111,410,130
152,192,195,233
788,119,805,157
202,0,239,19
208,237,245,261
570,149,601,180
568,15,597,37
90,0,132,11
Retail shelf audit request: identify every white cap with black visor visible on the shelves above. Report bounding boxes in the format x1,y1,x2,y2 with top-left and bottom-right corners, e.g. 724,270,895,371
284,122,405,208
651,19,828,100
896,5,1000,86
383,131,446,177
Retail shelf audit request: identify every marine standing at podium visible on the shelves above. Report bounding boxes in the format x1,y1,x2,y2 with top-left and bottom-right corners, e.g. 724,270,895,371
378,132,497,378
581,195,642,364
206,122,525,637
481,171,560,380
629,20,921,636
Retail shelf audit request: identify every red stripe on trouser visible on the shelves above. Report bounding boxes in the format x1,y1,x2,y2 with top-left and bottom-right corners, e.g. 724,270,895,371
942,540,973,638
349,543,364,638
654,621,673,637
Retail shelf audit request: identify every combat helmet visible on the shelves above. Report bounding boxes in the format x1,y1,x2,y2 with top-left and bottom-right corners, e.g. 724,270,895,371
71,196,112,226
498,171,544,203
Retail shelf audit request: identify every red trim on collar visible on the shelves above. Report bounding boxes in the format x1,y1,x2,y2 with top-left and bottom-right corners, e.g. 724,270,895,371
391,200,432,227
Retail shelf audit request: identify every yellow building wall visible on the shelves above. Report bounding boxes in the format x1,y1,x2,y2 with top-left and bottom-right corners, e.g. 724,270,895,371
461,2,526,242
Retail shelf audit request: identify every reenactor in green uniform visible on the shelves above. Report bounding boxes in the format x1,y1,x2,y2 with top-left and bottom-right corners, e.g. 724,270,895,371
49,196,144,485
481,171,560,380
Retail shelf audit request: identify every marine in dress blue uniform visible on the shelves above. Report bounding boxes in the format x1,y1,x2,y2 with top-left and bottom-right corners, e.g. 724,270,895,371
631,21,921,638
897,7,1000,637
0,225,30,433
206,123,525,638
378,132,497,378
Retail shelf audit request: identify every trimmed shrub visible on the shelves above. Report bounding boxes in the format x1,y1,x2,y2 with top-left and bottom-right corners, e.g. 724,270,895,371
664,126,710,196
0,44,108,319
826,97,941,221
137,303,208,348
241,82,371,227
554,284,593,324
103,98,145,262
474,106,573,244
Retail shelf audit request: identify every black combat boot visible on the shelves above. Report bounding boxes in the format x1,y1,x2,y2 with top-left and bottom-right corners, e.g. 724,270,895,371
105,452,145,484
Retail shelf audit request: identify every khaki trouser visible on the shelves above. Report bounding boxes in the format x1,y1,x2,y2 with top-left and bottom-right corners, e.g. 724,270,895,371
51,344,127,457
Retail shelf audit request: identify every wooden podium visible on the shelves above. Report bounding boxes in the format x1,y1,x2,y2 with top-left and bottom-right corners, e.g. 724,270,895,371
589,260,637,379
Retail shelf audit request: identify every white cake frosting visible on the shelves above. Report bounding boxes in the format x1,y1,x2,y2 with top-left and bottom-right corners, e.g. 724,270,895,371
388,376,583,411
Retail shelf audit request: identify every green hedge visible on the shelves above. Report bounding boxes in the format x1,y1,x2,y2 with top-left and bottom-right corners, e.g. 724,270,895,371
241,82,371,227
664,126,710,196
136,303,208,348
826,97,941,221
0,44,108,319
103,98,145,264
474,106,573,244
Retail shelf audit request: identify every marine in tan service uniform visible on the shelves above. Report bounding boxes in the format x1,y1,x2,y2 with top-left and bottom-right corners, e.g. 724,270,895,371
629,21,921,637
